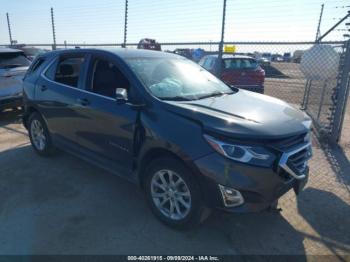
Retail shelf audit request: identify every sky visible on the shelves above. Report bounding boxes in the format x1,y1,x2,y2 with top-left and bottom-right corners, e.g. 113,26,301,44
0,0,349,51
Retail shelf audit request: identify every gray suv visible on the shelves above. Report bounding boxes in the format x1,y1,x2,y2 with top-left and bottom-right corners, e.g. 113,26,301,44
22,48,313,229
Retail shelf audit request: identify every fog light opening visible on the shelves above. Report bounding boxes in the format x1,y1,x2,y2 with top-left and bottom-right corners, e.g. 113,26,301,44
219,185,244,207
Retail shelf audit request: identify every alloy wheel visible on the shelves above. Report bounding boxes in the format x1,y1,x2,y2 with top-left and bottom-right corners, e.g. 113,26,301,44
151,169,192,220
30,119,46,151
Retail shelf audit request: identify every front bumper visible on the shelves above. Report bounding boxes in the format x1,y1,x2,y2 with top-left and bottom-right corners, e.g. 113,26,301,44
194,151,309,213
0,95,23,110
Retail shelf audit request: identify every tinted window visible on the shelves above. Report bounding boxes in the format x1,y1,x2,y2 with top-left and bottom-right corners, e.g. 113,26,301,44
54,57,85,88
0,52,30,69
91,59,130,98
223,58,258,70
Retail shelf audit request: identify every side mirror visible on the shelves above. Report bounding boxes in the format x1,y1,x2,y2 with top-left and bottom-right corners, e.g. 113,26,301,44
115,88,128,103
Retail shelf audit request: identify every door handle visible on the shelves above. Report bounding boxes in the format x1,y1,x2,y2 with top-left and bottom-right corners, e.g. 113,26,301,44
76,98,90,106
40,85,47,91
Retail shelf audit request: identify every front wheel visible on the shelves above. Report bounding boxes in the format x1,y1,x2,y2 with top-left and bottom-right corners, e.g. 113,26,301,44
28,112,55,156
144,157,210,229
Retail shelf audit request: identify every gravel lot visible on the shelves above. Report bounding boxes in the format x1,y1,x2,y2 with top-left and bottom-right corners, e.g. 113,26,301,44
0,110,349,256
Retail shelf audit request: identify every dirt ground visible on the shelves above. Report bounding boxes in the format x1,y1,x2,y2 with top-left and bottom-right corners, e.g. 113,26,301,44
0,110,349,257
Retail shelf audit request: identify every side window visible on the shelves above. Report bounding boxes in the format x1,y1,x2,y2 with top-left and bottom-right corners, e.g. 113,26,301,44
54,56,85,88
44,58,58,80
27,57,45,76
91,59,130,98
202,58,210,70
203,58,215,70
223,59,232,70
198,58,206,67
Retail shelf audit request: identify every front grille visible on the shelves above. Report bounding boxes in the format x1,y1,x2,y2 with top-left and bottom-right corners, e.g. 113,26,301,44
278,169,293,182
275,133,312,181
271,133,307,151
287,147,311,175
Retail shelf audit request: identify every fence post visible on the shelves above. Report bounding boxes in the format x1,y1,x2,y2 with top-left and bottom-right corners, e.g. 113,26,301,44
330,40,350,142
315,4,324,42
123,0,128,47
217,0,227,77
6,13,13,45
51,7,57,50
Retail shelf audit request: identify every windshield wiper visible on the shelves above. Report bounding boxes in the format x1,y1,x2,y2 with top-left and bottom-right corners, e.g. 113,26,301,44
196,91,234,100
160,96,194,101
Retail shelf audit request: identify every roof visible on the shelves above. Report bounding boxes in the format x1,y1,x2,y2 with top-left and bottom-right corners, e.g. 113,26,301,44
0,47,24,53
203,54,254,59
46,47,182,59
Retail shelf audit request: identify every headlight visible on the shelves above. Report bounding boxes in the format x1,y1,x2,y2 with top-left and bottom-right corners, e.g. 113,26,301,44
204,134,275,167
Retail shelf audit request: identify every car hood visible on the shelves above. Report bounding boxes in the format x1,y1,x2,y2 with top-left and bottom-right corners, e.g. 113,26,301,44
0,66,28,97
164,90,311,139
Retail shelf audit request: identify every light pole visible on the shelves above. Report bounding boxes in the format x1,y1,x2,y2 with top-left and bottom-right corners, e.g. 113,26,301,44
123,0,128,47
217,0,227,77
6,13,13,45
51,7,57,50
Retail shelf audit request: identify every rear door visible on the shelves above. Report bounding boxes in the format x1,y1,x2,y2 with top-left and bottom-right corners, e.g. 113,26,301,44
35,52,89,144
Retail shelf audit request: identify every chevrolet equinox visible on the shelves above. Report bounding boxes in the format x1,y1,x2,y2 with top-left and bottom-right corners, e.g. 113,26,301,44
22,48,312,229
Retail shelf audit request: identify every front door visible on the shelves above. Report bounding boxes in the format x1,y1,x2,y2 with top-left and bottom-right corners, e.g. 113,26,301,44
73,55,139,171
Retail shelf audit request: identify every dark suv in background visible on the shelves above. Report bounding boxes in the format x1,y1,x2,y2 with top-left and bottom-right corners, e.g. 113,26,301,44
199,55,265,94
22,48,312,229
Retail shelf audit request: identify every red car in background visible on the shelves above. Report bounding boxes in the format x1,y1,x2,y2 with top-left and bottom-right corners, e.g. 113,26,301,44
137,38,161,51
199,55,265,94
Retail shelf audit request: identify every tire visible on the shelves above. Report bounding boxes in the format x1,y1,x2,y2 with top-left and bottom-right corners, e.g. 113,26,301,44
28,112,55,156
144,157,210,229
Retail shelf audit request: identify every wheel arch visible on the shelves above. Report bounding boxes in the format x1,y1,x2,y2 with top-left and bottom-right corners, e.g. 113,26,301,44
137,147,203,191
23,106,48,131
23,106,40,129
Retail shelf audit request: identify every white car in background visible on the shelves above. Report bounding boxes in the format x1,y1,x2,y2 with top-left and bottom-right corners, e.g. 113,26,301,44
0,48,31,112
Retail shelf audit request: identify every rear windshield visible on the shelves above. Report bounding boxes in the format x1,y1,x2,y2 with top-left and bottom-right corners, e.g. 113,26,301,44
223,58,258,70
0,52,30,69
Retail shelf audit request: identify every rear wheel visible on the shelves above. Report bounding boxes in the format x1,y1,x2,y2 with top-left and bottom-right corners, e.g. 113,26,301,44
144,157,210,229
28,112,55,156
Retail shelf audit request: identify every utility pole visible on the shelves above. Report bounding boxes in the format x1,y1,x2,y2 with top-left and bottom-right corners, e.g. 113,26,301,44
123,0,128,47
315,4,324,42
217,0,227,77
51,7,57,50
6,13,13,45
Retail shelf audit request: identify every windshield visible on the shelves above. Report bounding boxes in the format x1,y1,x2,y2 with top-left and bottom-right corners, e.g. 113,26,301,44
126,57,234,101
223,58,258,70
0,52,30,69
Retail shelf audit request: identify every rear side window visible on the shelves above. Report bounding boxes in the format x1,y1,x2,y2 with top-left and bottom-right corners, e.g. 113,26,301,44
54,56,85,88
202,57,215,71
223,58,257,70
198,58,206,67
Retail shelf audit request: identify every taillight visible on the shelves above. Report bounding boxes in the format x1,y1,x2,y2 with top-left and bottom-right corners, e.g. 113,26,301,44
257,67,265,76
256,68,265,83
